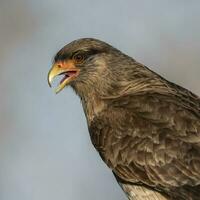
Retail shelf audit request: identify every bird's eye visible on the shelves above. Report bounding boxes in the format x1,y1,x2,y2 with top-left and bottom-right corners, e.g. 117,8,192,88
73,53,85,64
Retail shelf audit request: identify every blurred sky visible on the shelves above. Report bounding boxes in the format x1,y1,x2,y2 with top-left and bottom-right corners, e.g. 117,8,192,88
0,0,200,200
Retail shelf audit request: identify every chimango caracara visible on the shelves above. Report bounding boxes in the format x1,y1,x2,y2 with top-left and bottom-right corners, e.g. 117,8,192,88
48,38,200,200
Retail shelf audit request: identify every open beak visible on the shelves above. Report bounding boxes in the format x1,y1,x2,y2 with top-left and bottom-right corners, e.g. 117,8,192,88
48,61,79,94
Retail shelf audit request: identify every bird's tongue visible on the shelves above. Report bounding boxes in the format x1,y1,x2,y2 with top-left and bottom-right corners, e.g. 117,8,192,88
59,71,77,84
60,74,69,84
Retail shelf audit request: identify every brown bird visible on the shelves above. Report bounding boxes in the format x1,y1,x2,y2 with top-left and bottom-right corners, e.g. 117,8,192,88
48,38,200,200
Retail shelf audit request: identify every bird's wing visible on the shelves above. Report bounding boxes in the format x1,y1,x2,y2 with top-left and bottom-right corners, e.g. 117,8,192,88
89,82,200,199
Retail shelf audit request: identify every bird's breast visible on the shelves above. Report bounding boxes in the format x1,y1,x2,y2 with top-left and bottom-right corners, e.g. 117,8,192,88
88,110,134,168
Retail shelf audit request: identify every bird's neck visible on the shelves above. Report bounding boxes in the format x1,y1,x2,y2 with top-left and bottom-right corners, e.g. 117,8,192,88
83,92,106,123
72,83,107,124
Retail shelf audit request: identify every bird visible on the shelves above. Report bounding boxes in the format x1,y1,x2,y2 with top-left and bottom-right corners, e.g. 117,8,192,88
48,38,200,200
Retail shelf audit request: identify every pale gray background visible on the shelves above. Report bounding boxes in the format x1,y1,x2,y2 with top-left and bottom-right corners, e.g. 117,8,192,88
0,0,200,200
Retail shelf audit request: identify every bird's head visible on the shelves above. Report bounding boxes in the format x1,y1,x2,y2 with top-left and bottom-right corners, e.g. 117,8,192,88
48,38,110,93
48,38,133,96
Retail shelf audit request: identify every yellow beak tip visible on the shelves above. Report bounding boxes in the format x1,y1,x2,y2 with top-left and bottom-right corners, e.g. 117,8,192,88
55,88,60,94
48,82,52,88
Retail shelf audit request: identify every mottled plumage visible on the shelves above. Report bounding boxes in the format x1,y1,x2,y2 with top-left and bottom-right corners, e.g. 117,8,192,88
48,38,200,200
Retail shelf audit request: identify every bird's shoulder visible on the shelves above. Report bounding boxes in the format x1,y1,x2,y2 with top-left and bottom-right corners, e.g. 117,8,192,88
101,80,200,144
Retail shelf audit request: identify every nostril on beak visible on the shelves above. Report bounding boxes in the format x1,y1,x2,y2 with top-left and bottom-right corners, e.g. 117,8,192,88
57,64,62,68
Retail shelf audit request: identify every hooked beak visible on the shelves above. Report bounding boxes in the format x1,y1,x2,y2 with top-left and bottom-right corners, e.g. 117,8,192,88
48,61,80,94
